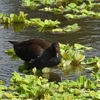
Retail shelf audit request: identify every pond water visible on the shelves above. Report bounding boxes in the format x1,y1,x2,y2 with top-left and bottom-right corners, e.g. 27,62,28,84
0,0,100,85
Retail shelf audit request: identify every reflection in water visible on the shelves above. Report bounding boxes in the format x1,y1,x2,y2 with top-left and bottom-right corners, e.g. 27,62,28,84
4,23,26,33
18,63,62,83
0,0,100,85
60,64,85,75
42,72,62,83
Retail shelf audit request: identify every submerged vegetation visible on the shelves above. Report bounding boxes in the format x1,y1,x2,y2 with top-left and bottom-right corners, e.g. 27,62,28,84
0,0,100,99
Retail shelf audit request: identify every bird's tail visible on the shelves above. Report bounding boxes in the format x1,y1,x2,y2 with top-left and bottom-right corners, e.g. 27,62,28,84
9,41,19,45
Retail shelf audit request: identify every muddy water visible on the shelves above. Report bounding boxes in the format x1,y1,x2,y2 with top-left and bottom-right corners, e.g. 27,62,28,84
0,0,100,85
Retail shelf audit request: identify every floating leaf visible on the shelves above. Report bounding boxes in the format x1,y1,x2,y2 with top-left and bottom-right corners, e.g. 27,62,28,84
73,53,85,62
95,90,100,99
4,92,17,98
0,80,4,85
68,3,77,8
5,48,20,60
90,91,95,98
74,43,92,50
97,62,100,69
42,67,50,73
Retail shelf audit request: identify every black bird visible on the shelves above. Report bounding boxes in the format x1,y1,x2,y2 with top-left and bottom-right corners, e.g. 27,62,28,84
29,42,61,70
9,38,51,62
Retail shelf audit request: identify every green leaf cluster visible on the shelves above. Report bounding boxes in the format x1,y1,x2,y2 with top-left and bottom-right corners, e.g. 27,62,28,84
4,48,20,60
23,0,100,19
64,2,100,19
0,11,27,24
0,12,63,33
59,43,92,70
0,0,99,33
0,71,99,99
84,56,100,72
29,18,61,32
52,23,80,33
0,11,27,32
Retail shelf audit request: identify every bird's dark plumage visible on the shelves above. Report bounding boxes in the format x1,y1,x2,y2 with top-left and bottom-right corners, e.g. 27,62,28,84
29,42,61,70
9,38,51,62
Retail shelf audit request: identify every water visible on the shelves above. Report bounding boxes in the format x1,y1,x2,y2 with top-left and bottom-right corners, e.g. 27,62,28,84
0,0,100,85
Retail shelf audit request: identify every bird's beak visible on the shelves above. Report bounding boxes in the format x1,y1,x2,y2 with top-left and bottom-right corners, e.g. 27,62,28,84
56,53,59,57
55,47,59,57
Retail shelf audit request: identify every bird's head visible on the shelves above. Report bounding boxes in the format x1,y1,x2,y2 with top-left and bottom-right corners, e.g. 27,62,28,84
51,42,60,57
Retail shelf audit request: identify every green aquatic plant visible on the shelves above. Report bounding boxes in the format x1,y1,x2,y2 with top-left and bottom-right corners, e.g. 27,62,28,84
0,71,99,99
0,12,64,33
84,56,100,72
85,56,100,65
10,11,27,23
0,11,27,24
22,0,40,10
30,0,100,19
0,0,97,33
64,1,100,19
59,43,92,70
0,11,28,32
52,23,80,33
29,18,61,32
4,48,20,60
